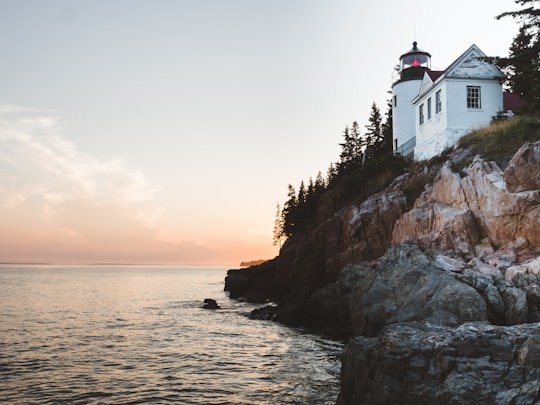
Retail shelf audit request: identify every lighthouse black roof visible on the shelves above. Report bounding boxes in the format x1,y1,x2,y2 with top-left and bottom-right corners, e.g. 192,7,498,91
400,41,431,60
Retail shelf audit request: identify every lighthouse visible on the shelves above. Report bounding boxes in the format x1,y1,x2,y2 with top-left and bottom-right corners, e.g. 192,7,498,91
392,41,431,156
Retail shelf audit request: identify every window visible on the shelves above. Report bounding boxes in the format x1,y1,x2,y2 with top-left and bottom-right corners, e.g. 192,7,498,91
419,104,424,125
435,90,442,113
467,86,481,109
394,95,397,107
427,97,432,120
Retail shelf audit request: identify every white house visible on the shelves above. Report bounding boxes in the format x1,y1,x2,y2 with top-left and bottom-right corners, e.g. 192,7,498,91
392,43,505,160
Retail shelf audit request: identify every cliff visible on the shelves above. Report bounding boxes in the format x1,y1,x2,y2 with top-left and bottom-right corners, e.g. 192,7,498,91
225,139,540,404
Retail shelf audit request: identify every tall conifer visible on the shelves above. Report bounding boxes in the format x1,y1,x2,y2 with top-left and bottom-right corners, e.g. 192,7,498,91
496,0,540,111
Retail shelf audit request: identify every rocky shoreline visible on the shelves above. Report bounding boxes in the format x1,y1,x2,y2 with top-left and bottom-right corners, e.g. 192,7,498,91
225,141,540,404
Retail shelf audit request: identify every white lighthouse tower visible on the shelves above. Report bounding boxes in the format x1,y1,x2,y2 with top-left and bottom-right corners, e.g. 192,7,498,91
392,42,431,156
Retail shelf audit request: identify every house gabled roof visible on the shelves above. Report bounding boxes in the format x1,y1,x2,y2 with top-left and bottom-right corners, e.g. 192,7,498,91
412,44,504,105
444,44,504,79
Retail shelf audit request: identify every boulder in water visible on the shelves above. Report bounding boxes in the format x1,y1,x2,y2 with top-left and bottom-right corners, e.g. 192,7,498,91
203,298,220,309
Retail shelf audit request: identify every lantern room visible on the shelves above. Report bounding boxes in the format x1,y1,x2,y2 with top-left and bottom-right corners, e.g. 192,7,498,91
397,41,431,81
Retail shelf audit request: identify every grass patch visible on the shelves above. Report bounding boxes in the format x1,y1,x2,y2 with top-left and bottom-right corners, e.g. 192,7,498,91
457,115,540,167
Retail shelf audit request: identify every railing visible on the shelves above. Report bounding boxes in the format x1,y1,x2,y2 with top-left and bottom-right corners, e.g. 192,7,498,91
395,137,416,158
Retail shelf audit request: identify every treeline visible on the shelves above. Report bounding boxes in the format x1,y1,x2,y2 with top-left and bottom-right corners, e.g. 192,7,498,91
273,102,397,246
239,259,269,267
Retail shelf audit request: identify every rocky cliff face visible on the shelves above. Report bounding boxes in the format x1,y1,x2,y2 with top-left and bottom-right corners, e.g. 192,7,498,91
393,145,540,257
338,322,540,405
225,141,540,404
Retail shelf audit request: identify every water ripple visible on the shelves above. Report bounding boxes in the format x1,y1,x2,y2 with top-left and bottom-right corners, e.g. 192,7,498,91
0,266,342,404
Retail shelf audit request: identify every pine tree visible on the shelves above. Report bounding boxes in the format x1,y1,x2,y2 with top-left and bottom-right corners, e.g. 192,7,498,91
282,184,298,237
364,102,383,150
315,171,326,195
380,98,394,155
338,123,364,174
326,163,338,186
350,121,364,159
496,0,540,111
338,126,354,173
272,203,285,248
297,181,307,205
497,0,540,26
307,177,315,200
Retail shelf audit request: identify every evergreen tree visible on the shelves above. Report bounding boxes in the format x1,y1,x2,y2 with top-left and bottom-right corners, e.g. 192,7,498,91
326,162,338,186
338,126,354,173
380,98,394,155
307,177,315,200
496,0,540,111
497,0,540,26
272,202,285,248
364,102,383,150
315,171,326,195
338,123,363,174
297,181,307,205
282,184,298,237
350,121,364,159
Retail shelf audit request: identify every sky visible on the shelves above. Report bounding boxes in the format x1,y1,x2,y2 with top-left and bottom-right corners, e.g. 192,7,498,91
0,0,521,265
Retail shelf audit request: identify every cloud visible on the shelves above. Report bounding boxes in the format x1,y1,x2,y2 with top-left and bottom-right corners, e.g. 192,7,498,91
0,105,270,265
0,105,160,227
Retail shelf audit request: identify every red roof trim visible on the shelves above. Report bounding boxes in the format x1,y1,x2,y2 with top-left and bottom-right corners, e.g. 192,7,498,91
427,70,444,82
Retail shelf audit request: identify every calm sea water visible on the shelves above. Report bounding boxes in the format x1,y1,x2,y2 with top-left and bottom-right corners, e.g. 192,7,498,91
0,265,342,404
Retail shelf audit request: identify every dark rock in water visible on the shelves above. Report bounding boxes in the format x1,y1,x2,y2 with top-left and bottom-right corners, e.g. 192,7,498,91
202,298,220,309
225,259,280,303
249,305,277,320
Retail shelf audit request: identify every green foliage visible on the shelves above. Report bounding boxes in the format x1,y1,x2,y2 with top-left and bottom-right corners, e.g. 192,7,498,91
457,115,540,166
496,1,540,112
380,98,394,155
337,123,364,175
364,102,382,148
335,154,407,204
272,202,285,247
281,184,298,237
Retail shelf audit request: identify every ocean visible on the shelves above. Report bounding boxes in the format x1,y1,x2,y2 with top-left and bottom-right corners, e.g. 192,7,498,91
0,265,343,404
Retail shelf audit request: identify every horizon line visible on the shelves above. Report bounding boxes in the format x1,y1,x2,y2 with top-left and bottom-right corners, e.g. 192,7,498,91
0,262,239,267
